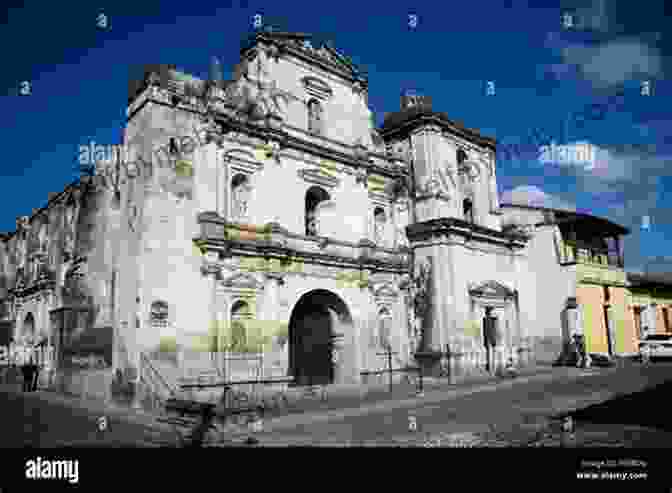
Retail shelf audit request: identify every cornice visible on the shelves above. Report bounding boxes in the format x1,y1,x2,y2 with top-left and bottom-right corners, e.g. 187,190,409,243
406,218,528,249
381,114,497,151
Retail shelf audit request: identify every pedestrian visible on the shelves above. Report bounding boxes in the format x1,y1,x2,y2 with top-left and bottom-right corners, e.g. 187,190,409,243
31,354,40,392
21,354,33,392
31,337,47,391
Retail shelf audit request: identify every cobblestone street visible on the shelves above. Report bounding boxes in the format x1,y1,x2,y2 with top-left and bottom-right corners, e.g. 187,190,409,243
211,361,672,447
3,361,672,448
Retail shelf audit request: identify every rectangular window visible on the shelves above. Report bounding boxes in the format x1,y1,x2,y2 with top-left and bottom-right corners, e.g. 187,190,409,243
633,307,643,337
663,307,671,333
606,237,622,267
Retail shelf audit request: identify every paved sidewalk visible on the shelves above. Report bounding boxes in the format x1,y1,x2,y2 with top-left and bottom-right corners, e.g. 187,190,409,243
0,361,629,447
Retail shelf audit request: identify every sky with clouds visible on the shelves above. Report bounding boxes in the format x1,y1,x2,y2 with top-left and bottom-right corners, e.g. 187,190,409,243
1,0,671,272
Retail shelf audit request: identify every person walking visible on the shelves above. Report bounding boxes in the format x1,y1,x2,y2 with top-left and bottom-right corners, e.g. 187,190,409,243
21,351,33,392
31,352,40,391
31,337,47,391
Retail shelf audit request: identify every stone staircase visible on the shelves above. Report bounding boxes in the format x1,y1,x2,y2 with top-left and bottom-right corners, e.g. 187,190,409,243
138,353,182,412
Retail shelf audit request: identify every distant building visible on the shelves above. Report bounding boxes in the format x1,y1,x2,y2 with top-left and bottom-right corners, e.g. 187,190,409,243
500,204,635,359
627,272,672,339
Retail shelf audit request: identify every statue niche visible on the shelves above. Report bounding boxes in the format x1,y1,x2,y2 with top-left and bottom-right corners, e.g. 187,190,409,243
411,257,433,351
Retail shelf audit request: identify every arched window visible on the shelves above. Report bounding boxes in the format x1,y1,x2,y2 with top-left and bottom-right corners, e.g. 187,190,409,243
307,99,323,135
231,300,251,351
463,198,474,223
373,207,386,245
38,221,48,252
150,300,169,329
457,148,468,166
23,312,35,337
378,307,392,349
305,186,330,236
231,173,251,222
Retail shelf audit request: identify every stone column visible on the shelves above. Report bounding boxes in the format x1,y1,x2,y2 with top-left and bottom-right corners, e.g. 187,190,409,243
567,307,578,336
433,248,450,353
488,172,497,213
221,150,230,219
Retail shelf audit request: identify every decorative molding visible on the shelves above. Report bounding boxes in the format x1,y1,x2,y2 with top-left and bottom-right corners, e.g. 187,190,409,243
300,76,333,100
372,282,398,299
368,190,391,202
297,168,340,188
223,148,264,175
468,280,516,300
220,271,263,290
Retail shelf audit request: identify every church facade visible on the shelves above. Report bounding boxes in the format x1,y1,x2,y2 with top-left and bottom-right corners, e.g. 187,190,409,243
0,31,633,401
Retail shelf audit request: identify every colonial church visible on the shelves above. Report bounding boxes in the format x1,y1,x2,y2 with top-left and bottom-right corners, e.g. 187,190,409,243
0,30,634,402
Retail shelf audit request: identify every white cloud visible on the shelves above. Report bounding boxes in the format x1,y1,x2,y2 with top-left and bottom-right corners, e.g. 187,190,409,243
543,0,663,92
570,40,663,89
500,185,576,211
573,0,610,33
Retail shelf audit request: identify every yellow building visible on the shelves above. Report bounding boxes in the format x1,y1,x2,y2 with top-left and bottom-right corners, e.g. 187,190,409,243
626,272,672,340
554,210,637,357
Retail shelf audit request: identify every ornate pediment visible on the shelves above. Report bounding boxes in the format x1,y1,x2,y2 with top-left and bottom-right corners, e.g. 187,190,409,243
223,148,264,175
372,282,398,299
221,272,262,290
468,280,515,299
300,76,333,100
297,168,340,188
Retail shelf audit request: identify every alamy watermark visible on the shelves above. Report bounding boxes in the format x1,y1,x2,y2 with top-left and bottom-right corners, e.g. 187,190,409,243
76,127,205,185
539,141,595,170
0,344,55,367
25,457,79,484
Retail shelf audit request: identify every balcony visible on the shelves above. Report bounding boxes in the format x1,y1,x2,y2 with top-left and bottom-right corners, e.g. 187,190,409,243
559,240,623,269
576,263,627,286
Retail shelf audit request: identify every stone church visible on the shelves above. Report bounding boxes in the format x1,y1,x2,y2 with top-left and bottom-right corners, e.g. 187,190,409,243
0,30,630,401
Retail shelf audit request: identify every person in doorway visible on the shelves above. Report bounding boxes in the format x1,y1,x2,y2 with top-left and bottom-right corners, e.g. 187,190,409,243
21,359,32,391
31,352,40,391
21,349,36,392
31,337,47,391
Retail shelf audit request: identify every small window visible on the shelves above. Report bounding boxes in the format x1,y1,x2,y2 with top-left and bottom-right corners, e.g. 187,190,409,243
307,99,323,135
663,307,671,333
633,306,642,335
150,300,169,329
463,198,474,223
377,307,392,349
231,300,252,351
231,174,251,222
169,138,179,156
457,148,468,166
373,207,386,245
305,186,330,236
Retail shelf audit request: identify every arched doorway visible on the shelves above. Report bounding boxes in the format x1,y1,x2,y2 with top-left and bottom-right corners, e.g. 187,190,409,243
288,289,353,386
23,313,36,338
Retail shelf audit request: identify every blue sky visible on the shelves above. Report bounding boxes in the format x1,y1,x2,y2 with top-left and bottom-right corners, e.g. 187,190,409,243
2,0,671,272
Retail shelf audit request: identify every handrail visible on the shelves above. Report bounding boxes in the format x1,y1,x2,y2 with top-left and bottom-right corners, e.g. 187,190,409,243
139,352,177,399
180,376,293,389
